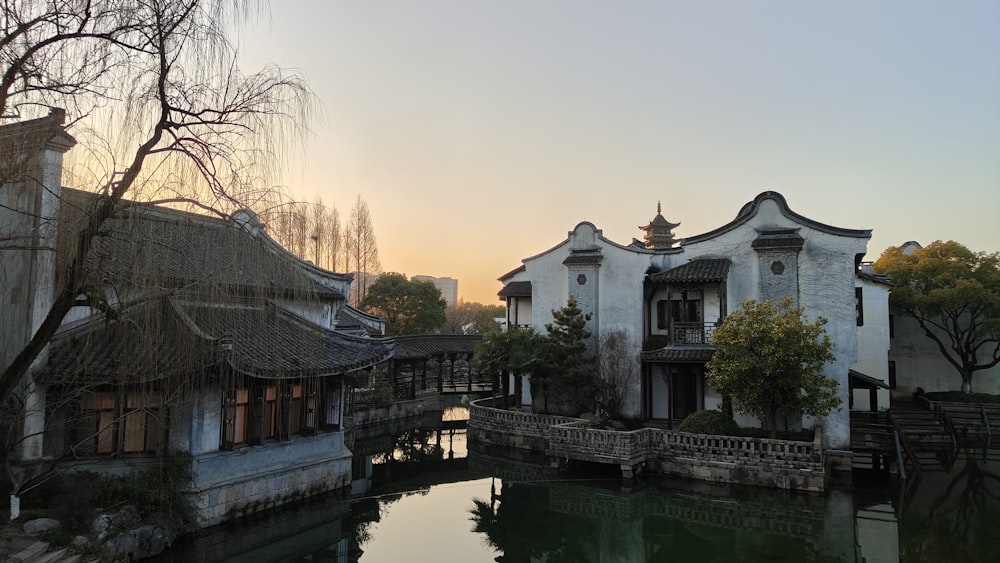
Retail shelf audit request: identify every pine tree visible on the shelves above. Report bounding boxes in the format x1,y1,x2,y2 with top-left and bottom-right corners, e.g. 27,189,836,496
535,297,601,415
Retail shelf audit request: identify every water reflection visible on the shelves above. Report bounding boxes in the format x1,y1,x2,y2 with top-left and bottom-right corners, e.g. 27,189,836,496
150,413,1000,562
896,449,1000,562
469,446,852,563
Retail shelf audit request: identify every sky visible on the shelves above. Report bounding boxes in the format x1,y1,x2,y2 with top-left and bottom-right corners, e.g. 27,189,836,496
238,1,1000,304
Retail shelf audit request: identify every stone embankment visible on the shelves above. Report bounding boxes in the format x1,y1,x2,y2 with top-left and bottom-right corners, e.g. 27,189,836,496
468,398,826,491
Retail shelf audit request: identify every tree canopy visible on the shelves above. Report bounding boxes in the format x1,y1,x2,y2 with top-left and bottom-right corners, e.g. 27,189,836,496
473,327,543,403
875,240,1000,393
360,273,446,336
706,298,839,438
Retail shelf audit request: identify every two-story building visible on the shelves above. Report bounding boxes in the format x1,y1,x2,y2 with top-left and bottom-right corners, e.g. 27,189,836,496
498,192,889,449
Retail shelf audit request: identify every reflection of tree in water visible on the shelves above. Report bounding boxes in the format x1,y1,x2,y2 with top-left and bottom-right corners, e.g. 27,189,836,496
468,480,844,563
469,481,600,563
374,428,444,464
347,490,421,562
900,449,1000,562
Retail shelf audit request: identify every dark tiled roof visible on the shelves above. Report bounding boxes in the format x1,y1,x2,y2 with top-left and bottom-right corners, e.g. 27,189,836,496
562,253,603,266
647,259,730,284
499,281,532,298
0,109,76,162
857,271,893,287
336,305,386,337
393,334,483,359
58,189,346,300
498,264,526,282
751,230,805,250
40,298,394,385
681,191,872,245
848,369,889,390
640,347,715,363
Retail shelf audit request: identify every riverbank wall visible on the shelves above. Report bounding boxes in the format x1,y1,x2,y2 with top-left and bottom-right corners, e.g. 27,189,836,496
468,397,826,492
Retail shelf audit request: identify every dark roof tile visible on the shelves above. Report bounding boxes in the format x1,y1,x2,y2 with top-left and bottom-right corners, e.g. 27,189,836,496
499,281,532,298
40,298,394,384
647,259,730,284
393,334,483,359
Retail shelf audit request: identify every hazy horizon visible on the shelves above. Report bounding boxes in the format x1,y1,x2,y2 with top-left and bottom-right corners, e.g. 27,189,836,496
238,1,999,304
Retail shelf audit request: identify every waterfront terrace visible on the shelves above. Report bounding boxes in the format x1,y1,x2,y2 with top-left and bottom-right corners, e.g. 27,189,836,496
468,397,826,492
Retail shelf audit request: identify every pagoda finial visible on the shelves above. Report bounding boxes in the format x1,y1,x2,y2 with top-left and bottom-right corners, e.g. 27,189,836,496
657,200,661,215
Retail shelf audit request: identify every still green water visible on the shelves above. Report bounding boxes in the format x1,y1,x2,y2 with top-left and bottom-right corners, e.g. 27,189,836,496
155,415,1000,562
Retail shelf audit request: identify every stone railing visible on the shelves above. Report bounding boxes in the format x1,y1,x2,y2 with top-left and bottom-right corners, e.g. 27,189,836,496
469,397,826,491
469,399,580,437
546,422,653,465
653,429,822,468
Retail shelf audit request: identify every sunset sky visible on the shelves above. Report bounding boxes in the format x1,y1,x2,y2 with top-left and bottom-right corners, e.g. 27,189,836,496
239,1,1000,304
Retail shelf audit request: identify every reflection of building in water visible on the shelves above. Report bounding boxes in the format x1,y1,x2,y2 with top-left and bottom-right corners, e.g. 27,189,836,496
469,446,896,563
347,406,471,496
855,501,899,563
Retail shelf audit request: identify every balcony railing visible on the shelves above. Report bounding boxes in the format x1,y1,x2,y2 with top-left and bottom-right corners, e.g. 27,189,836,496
671,322,717,345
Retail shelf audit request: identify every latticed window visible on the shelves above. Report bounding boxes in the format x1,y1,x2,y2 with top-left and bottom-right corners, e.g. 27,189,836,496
122,392,166,453
222,377,329,449
74,390,168,455
222,386,250,449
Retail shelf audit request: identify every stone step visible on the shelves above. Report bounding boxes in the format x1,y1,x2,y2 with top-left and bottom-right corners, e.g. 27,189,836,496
34,548,70,563
9,540,50,561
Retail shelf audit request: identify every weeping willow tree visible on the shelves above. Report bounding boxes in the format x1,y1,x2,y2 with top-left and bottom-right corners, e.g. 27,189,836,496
0,0,316,519
0,0,314,404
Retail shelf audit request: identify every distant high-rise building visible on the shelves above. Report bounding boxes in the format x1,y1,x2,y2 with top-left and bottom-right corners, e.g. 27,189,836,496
413,275,459,306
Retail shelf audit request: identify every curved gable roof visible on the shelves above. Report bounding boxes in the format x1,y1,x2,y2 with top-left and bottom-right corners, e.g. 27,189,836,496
681,191,872,245
60,188,349,300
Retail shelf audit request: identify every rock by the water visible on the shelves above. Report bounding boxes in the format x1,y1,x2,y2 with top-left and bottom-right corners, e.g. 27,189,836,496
105,524,174,559
22,517,60,535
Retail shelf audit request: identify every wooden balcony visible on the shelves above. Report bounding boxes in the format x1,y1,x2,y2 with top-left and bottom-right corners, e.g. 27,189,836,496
670,322,717,345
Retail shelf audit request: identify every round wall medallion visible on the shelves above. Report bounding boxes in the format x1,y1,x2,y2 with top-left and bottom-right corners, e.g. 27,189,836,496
771,261,785,275
577,274,587,285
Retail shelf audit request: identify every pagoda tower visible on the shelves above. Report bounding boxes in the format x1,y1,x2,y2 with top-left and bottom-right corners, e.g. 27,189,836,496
639,201,680,249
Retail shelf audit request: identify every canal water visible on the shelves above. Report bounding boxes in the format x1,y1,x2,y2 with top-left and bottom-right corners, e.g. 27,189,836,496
152,407,1000,562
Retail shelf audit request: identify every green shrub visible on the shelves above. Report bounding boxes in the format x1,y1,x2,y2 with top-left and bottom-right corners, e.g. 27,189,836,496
677,410,739,435
33,450,197,535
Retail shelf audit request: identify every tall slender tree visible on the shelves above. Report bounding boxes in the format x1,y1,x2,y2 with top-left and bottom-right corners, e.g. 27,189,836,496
344,194,381,305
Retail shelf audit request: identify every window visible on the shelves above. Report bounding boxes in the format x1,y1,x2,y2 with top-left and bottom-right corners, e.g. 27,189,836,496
670,290,702,323
888,361,897,389
656,300,669,329
122,392,165,453
222,387,250,449
889,314,895,338
223,377,326,449
324,382,342,430
76,390,167,455
855,287,864,326
83,392,116,454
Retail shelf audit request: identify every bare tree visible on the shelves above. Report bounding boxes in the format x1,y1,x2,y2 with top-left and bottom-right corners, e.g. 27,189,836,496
598,330,639,418
258,196,342,272
344,194,381,306
0,0,313,428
